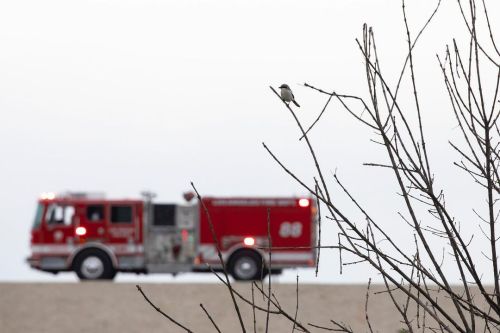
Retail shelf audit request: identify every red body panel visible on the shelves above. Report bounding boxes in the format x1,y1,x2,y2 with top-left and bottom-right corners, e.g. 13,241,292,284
31,198,144,246
29,198,144,270
199,197,316,266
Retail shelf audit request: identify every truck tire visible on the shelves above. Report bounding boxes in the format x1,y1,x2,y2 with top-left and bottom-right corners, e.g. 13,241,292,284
73,249,116,281
229,250,264,281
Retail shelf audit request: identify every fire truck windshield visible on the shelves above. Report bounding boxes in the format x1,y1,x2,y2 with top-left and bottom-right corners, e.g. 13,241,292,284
32,203,44,229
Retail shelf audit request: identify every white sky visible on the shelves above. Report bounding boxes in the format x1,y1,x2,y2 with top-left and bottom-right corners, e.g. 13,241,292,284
0,0,499,283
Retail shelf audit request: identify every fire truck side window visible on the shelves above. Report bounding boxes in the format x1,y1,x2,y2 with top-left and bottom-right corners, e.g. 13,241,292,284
153,204,176,226
111,205,132,224
46,204,75,226
87,205,104,221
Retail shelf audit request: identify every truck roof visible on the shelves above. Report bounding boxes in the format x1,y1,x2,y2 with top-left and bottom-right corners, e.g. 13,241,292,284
202,197,311,207
38,198,143,205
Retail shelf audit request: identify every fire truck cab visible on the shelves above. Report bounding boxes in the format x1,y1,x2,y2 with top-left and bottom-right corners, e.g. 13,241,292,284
28,192,317,281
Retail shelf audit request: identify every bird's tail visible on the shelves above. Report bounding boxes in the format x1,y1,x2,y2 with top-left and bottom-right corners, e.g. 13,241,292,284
293,100,300,107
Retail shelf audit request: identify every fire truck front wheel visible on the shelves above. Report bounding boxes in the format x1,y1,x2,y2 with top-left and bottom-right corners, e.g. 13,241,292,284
73,249,116,280
229,250,264,281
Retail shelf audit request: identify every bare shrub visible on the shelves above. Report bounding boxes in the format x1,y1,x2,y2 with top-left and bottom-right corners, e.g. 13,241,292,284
138,1,500,332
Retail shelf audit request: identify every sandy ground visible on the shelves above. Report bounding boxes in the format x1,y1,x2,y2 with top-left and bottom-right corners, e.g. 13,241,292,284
0,282,478,332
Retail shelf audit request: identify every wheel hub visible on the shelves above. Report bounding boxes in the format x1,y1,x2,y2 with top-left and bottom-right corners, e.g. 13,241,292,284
81,256,104,279
234,257,258,280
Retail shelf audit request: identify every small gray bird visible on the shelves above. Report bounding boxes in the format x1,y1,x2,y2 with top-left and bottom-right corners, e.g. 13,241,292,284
279,84,300,107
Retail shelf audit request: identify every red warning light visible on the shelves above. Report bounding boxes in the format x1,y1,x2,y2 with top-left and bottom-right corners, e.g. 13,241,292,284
181,229,189,241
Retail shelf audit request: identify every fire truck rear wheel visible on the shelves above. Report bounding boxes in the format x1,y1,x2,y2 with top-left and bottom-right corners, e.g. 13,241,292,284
74,249,116,280
229,250,264,281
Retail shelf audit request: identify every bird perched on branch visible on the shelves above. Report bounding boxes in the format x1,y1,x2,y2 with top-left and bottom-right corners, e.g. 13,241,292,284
279,84,300,107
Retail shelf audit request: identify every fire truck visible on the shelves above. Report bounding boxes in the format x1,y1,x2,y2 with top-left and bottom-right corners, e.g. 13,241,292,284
27,192,317,281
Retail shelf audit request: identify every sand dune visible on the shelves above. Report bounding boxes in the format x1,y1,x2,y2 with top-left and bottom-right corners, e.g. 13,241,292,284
0,282,482,332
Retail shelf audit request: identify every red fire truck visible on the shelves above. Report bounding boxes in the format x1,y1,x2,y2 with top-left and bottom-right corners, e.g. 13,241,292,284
27,192,317,281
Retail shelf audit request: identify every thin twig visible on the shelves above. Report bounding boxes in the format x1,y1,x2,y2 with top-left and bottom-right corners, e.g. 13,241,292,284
292,275,300,333
136,285,193,333
200,303,222,333
265,207,272,333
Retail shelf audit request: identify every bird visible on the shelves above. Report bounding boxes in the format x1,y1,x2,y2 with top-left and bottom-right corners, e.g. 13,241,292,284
279,84,300,107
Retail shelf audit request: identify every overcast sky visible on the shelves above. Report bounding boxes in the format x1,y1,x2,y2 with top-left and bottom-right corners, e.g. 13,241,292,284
1,0,499,283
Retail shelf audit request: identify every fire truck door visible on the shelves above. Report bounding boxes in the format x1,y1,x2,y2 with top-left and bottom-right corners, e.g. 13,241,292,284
106,204,138,244
77,204,108,241
44,203,76,244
